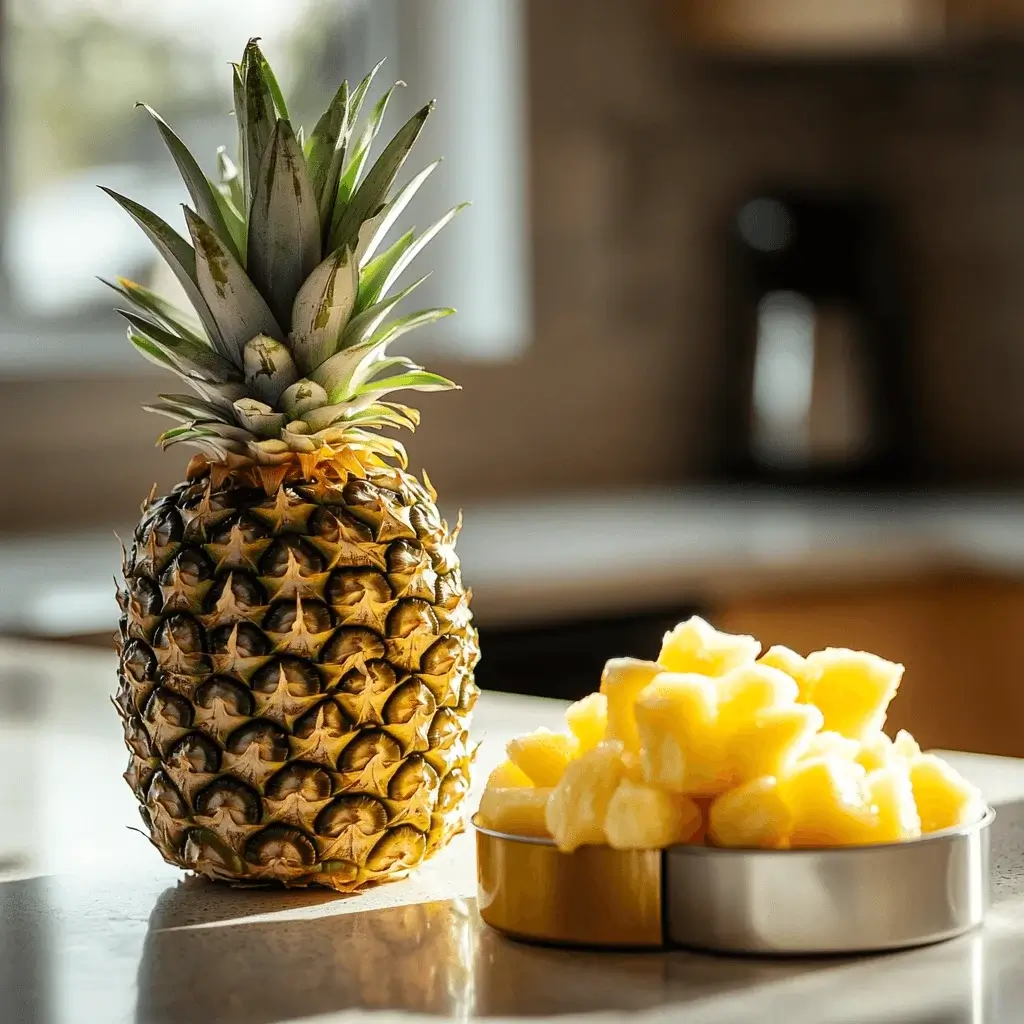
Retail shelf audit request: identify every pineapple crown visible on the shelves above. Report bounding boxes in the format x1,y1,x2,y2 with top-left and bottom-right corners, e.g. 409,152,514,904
103,39,467,472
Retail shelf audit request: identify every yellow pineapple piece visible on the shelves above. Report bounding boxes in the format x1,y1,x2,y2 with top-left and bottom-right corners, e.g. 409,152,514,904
855,732,896,774
621,749,646,783
600,658,662,752
804,648,904,740
487,760,533,789
635,673,732,797
477,787,553,837
758,644,821,703
565,692,608,753
545,742,625,852
732,703,824,783
781,757,877,847
866,763,921,842
717,663,800,731
658,616,761,677
506,728,578,787
708,776,791,849
603,779,702,849
893,729,922,760
804,730,860,761
909,754,983,833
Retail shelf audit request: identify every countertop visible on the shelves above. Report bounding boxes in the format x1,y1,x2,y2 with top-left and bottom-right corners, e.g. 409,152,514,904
7,486,1024,637
3,640,1024,1023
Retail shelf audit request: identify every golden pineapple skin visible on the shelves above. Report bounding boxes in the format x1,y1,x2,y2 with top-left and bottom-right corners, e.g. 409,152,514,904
115,462,479,891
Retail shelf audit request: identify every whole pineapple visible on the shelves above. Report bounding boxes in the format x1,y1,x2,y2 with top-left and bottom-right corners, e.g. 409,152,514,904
109,41,479,891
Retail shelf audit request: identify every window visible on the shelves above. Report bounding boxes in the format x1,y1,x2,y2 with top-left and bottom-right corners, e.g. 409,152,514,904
0,0,529,371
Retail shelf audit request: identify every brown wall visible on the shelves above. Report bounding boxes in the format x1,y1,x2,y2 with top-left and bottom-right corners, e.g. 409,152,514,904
5,0,1024,531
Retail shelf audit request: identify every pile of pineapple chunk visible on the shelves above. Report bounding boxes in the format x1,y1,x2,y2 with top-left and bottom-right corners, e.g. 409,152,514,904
477,617,983,852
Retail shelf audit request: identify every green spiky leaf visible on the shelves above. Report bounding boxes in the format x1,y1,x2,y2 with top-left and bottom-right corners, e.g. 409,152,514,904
334,81,404,215
348,59,386,131
239,39,278,206
340,274,430,350
232,397,288,437
100,188,225,354
354,369,457,397
330,101,432,253
100,277,206,346
184,207,284,366
119,310,242,383
138,103,240,261
306,78,350,233
377,203,468,301
355,230,414,313
255,45,289,119
247,119,321,329
289,247,359,373
355,159,441,266
151,393,234,422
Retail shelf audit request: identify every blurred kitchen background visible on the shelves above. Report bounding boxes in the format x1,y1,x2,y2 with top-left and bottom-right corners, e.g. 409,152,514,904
5,0,1024,754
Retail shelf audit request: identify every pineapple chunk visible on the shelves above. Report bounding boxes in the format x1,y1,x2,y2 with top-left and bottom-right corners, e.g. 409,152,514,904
866,763,921,842
717,663,800,731
732,703,824,783
507,728,578,787
658,616,761,677
804,730,860,761
604,779,702,849
758,644,821,703
634,673,732,797
909,754,983,833
781,757,877,847
804,648,904,740
565,692,608,753
600,658,662,752
709,776,791,849
478,787,553,837
545,742,626,852
893,729,922,760
855,732,896,774
487,760,533,789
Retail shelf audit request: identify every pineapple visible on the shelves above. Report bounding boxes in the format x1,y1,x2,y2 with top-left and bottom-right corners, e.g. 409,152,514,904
804,648,904,740
506,729,578,787
477,787,552,837
708,776,791,849
908,754,983,833
564,692,608,753
545,743,625,852
110,41,479,891
604,779,702,850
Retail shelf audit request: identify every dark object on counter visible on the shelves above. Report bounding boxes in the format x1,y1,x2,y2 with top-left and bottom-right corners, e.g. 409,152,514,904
715,189,917,487
475,606,700,701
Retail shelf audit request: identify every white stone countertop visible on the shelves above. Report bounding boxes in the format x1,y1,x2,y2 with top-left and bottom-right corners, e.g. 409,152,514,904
2,639,1024,1023
6,487,1024,636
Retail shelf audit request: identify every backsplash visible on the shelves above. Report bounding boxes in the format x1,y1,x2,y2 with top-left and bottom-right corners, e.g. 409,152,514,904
5,0,1024,530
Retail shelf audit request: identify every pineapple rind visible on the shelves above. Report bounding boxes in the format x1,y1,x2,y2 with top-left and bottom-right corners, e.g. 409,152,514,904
116,463,479,891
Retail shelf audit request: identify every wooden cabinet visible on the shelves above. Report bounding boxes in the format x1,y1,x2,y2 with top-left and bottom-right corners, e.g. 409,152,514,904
712,573,1024,758
666,0,1024,54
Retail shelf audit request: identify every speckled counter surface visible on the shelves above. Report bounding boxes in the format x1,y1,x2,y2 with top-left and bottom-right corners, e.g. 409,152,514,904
3,640,1024,1024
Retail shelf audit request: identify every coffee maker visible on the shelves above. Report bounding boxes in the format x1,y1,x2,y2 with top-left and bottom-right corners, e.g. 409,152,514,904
714,189,918,487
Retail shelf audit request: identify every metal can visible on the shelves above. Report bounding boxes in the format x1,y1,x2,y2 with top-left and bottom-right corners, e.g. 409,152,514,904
473,807,994,954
